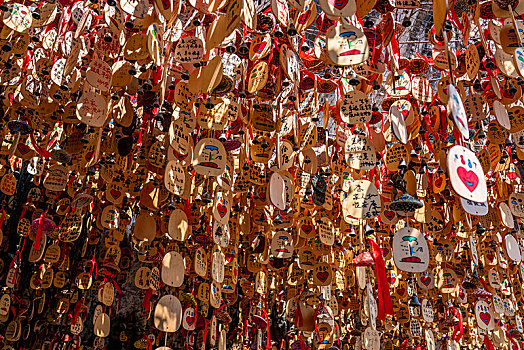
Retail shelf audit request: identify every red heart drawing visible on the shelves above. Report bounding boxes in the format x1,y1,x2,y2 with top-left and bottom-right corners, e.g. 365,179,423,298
459,291,465,299
433,175,443,188
327,0,349,10
216,202,227,217
420,276,431,286
186,315,194,326
480,311,491,325
110,190,121,199
457,166,479,192
298,9,311,24
382,247,390,257
302,224,313,234
383,210,395,221
317,271,329,282
17,144,30,155
388,276,396,284
397,287,406,295
253,41,267,53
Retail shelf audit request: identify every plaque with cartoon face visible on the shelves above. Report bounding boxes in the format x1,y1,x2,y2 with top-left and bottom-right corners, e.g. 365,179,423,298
509,192,524,217
313,262,332,286
327,23,369,66
436,268,458,293
475,300,495,330
271,231,294,258
192,138,227,177
447,145,487,203
392,227,429,273
182,306,196,331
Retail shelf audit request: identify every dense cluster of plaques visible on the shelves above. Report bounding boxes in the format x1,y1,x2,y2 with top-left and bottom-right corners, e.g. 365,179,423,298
1,0,524,349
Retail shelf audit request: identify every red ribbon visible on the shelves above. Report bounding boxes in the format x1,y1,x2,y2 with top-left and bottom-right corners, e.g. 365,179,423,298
484,334,495,350
89,255,97,280
451,306,463,341
143,288,153,314
71,297,84,324
202,317,208,346
26,119,51,159
0,209,6,228
142,335,152,350
34,212,45,251
294,294,304,328
184,199,191,221
367,238,394,320
389,33,400,69
509,336,519,350
478,276,490,291
259,307,271,350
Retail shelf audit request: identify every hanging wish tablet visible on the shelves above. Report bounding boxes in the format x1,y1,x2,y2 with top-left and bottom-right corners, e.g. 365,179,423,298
192,138,227,176
162,251,185,287
460,197,488,215
341,180,381,220
389,102,409,144
447,145,487,203
494,100,511,130
425,329,435,350
447,84,469,140
505,234,522,262
475,300,495,331
269,172,286,210
326,23,369,66
154,295,182,332
392,227,429,273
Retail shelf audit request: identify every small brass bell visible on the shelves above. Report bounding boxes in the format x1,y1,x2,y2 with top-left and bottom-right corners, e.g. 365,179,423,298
238,42,250,55
205,97,214,109
409,294,421,308
32,8,40,20
349,73,360,86
226,43,236,54
287,23,298,36
274,26,284,38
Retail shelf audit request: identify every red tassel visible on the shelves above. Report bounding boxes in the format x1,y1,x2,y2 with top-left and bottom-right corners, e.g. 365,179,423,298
28,129,51,159
452,307,463,341
72,297,83,324
0,209,6,228
484,334,495,350
143,288,153,314
294,301,303,328
34,212,45,251
259,307,271,350
146,335,152,350
368,238,394,320
184,199,191,221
